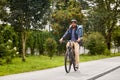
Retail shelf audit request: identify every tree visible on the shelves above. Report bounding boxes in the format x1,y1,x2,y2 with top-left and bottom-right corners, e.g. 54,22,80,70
86,0,120,50
52,0,85,53
7,0,51,61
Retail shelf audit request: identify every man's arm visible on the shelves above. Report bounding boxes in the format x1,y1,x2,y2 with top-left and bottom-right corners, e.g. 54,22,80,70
62,29,69,39
59,25,72,43
59,29,69,43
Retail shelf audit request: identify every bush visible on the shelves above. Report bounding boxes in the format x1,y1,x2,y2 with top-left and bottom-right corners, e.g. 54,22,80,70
104,48,111,56
26,31,53,55
44,38,58,59
112,27,120,49
0,41,17,64
84,32,107,55
0,25,18,64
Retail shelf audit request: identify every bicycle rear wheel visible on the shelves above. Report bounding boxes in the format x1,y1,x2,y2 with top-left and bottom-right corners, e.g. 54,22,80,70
64,51,72,73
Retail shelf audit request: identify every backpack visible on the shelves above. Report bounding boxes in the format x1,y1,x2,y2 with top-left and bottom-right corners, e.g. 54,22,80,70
77,25,83,46
77,25,83,37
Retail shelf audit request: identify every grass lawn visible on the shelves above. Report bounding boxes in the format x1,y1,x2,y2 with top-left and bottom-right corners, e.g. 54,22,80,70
0,53,120,76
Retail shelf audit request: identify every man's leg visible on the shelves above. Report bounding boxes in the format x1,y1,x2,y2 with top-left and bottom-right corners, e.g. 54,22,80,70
66,42,70,48
74,42,80,67
66,42,74,48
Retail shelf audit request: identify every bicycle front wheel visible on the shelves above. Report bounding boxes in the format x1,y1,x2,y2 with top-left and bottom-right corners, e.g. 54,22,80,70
64,51,72,73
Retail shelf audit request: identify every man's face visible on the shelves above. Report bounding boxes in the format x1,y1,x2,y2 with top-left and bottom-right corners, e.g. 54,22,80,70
71,22,77,28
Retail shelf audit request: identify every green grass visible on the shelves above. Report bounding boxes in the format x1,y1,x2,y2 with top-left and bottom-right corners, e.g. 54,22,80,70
0,53,120,76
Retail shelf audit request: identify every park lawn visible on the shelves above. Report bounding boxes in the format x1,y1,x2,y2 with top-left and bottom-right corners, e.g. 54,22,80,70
0,53,120,76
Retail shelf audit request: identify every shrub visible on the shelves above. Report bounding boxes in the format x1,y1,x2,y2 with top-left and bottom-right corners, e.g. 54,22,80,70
26,31,53,55
0,40,17,64
84,32,107,55
104,49,111,56
0,25,18,64
44,38,58,59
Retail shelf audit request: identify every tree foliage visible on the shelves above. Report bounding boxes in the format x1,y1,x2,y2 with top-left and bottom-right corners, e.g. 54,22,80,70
6,0,51,61
52,0,84,34
78,0,89,10
8,0,50,30
86,0,120,50
0,0,8,22
51,0,85,53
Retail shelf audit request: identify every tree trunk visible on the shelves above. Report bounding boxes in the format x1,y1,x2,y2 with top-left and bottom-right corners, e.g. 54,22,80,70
105,19,116,52
105,33,111,54
31,48,34,55
107,38,111,50
21,31,26,62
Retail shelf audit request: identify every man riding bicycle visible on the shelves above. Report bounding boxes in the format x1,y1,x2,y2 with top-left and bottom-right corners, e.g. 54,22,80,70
59,19,83,69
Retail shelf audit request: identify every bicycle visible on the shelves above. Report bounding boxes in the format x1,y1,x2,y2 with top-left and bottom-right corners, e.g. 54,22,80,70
62,40,78,73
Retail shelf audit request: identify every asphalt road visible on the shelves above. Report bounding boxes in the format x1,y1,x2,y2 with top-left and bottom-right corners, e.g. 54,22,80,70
97,68,120,80
0,57,120,80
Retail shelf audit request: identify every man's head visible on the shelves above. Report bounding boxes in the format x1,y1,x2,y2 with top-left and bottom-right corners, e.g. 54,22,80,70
71,19,77,28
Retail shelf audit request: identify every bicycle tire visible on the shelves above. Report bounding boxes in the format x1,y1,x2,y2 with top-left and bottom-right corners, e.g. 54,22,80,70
64,50,72,73
69,49,78,71
73,54,78,71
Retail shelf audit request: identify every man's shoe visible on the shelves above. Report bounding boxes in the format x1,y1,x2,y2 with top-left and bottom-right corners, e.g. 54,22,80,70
75,64,79,69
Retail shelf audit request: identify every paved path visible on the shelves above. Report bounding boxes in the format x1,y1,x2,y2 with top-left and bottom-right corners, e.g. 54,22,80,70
0,57,120,80
96,68,120,80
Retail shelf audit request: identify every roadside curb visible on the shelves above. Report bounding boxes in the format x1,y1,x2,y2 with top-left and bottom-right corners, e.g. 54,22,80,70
87,66,120,80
